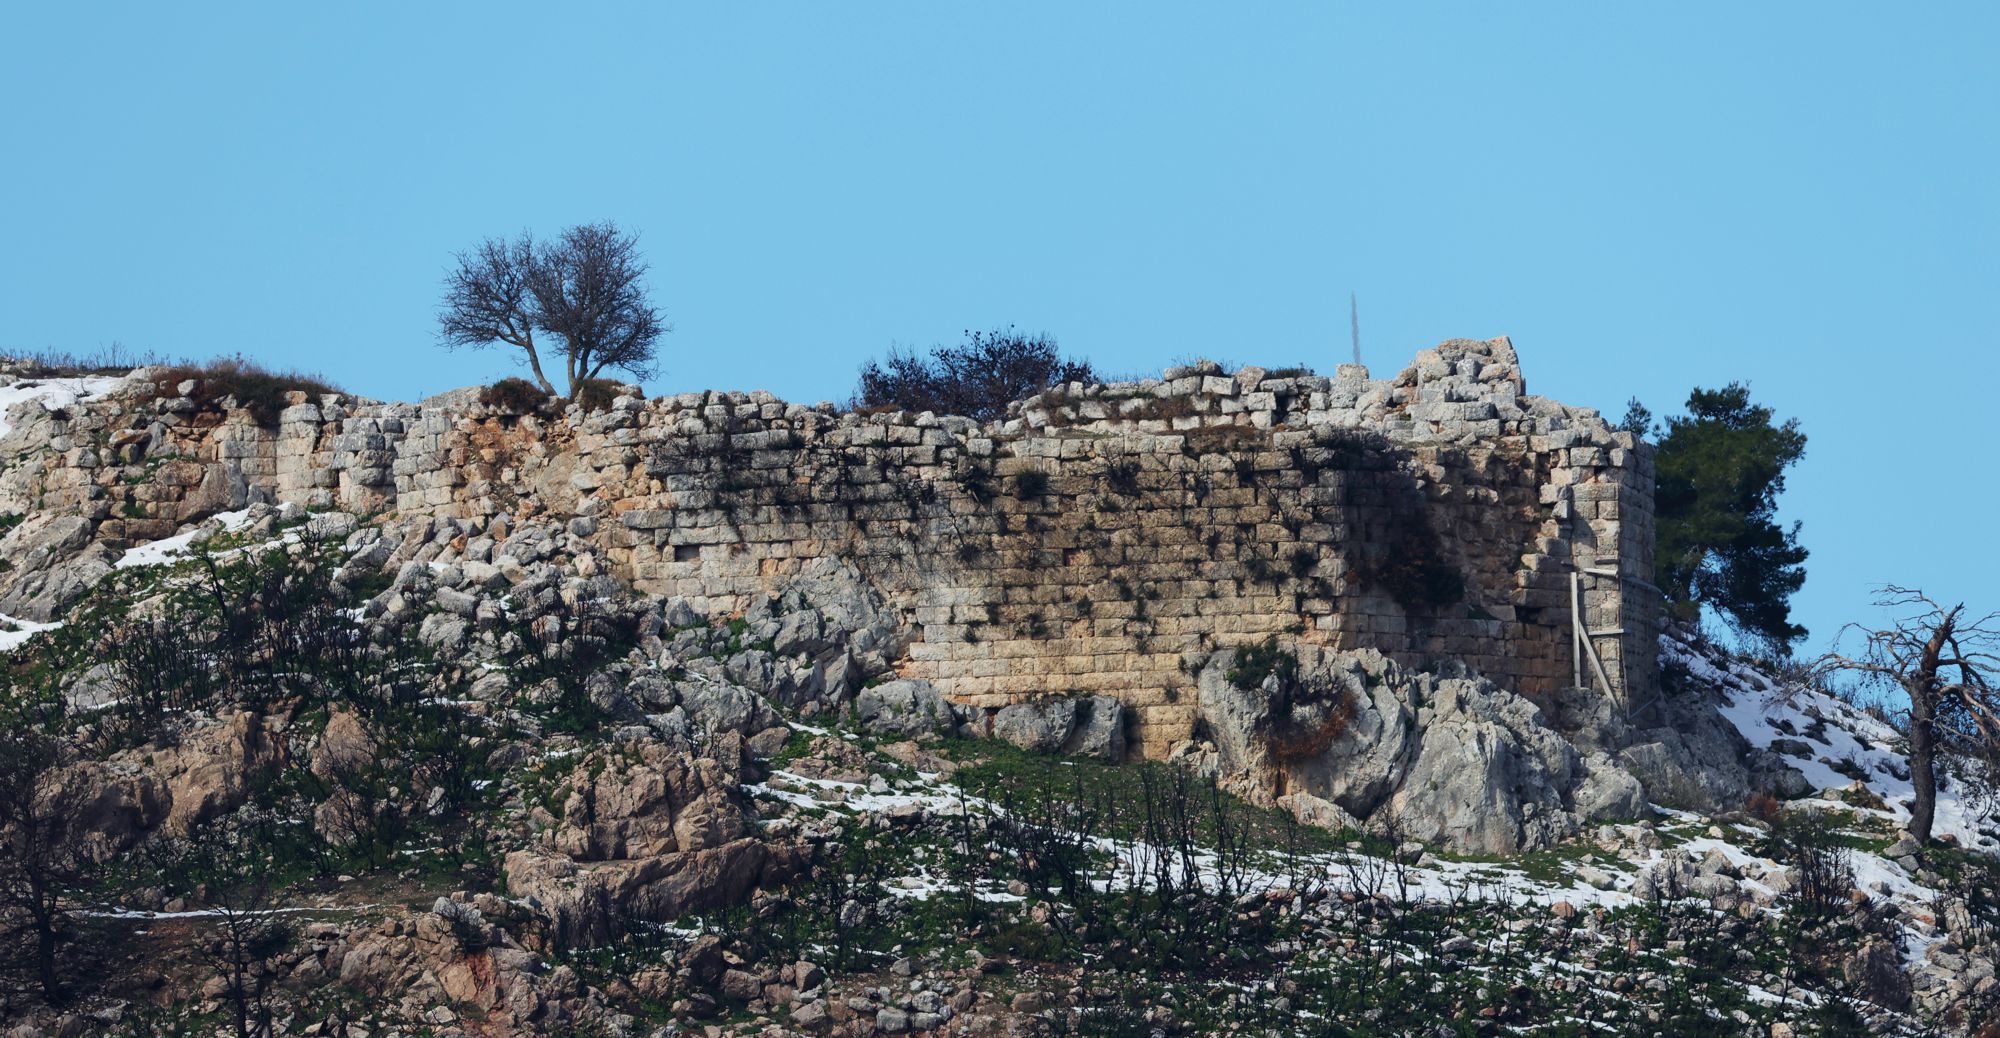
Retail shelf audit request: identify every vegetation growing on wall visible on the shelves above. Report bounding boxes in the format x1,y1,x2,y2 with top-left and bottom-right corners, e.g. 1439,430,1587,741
143,355,344,428
854,328,1094,422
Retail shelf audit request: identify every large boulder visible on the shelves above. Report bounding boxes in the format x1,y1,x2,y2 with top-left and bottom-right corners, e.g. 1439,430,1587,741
852,679,953,739
670,676,781,740
551,744,751,861
1573,752,1650,822
1194,645,1649,854
990,696,1126,761
1620,681,1812,812
1197,646,1415,822
155,710,284,833
0,514,113,621
505,742,804,947
1384,680,1579,854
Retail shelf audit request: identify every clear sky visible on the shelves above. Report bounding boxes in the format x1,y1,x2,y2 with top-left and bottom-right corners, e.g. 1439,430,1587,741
2,3,1994,657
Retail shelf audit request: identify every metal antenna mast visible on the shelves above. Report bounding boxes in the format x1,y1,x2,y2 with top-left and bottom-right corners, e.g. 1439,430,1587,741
1349,292,1361,366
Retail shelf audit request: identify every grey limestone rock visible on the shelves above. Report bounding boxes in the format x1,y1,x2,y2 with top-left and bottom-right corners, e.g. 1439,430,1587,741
675,677,780,738
0,514,109,620
1573,752,1650,822
1385,679,1579,854
853,679,953,738
1196,644,1651,855
990,695,1127,762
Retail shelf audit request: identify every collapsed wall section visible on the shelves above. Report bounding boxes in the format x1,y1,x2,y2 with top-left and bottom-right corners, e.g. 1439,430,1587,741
0,337,1655,756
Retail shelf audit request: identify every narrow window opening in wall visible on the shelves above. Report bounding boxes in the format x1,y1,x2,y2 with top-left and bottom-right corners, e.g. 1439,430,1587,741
674,544,700,562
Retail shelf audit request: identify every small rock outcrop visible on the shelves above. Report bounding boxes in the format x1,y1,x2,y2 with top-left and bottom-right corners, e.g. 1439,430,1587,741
506,742,802,947
1191,645,1646,854
989,695,1127,761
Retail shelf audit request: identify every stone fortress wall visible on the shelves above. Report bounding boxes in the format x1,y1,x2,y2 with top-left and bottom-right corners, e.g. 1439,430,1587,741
0,337,1657,757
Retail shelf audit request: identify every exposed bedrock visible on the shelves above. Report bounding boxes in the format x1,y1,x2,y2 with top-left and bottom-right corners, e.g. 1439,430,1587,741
1188,645,1651,854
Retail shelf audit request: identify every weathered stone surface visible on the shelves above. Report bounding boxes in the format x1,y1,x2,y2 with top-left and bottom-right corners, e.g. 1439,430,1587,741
990,695,1126,761
1194,645,1641,854
154,711,283,833
853,679,954,739
1386,680,1579,854
551,745,750,860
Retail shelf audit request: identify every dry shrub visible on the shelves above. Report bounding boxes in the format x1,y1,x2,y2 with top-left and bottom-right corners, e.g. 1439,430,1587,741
478,376,550,415
571,377,632,413
148,355,343,428
1137,395,1196,422
2,343,167,376
854,328,1093,423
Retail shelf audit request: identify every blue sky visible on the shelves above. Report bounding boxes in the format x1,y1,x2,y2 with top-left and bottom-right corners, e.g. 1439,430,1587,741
2,3,1994,656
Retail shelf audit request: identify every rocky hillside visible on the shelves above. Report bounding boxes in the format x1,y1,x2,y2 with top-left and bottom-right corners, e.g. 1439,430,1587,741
0,361,1996,1037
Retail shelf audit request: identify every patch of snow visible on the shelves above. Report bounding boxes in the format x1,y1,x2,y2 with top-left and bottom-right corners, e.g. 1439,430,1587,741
0,375,124,440
1672,631,1998,850
114,508,258,568
85,904,373,920
0,613,62,653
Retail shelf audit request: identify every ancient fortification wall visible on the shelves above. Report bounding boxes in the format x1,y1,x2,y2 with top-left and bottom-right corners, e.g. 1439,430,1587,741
0,338,1656,756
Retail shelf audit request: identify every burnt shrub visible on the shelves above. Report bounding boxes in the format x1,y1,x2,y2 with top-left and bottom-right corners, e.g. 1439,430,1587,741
148,355,343,428
1227,635,1297,690
855,327,1093,423
1104,460,1141,496
478,376,551,414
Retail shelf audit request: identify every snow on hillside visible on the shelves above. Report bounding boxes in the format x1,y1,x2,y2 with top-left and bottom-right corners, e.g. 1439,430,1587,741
113,507,259,568
0,614,62,653
1673,630,2000,852
729,633,1999,1035
0,508,267,656
0,373,125,439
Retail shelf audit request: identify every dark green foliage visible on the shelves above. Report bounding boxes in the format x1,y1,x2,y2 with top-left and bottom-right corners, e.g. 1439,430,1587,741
1226,635,1298,691
1633,383,1808,650
1618,396,1653,439
855,327,1094,422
